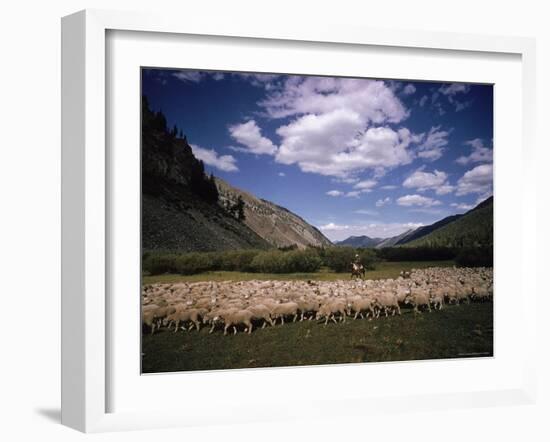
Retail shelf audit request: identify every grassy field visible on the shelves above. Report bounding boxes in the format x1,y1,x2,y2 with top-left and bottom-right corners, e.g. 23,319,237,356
142,301,493,373
142,260,455,284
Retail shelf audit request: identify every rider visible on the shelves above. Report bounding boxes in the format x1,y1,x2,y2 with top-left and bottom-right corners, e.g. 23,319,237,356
352,253,362,269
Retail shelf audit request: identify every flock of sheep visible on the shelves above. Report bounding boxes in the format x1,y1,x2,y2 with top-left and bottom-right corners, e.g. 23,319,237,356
142,267,493,336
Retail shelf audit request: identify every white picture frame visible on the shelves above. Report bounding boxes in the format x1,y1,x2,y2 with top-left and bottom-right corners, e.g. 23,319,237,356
61,9,537,433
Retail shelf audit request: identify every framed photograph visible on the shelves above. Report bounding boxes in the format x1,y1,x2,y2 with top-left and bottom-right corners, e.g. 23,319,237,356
62,9,537,432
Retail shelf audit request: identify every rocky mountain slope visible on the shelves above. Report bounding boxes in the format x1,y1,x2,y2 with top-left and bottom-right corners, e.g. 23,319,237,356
216,177,332,249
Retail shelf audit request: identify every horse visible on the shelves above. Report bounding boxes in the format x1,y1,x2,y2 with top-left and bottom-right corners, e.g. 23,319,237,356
351,262,366,279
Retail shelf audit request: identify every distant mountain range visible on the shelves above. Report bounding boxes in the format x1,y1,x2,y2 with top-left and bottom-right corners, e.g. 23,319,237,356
141,97,331,252
335,235,384,248
336,196,493,249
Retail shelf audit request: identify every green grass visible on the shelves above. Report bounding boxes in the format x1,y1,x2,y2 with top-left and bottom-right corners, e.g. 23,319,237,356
142,260,455,284
142,301,493,373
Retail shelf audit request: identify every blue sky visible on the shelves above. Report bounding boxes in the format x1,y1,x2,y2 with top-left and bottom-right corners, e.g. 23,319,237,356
142,69,493,241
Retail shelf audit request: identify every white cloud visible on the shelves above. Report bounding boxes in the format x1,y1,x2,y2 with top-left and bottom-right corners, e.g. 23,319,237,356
276,118,415,177
438,83,472,112
353,179,377,192
190,145,238,172
225,76,422,179
236,73,281,87
409,208,446,215
439,83,470,97
319,221,425,241
319,222,350,231
456,164,493,196
451,202,475,211
260,76,408,122
172,71,203,83
354,209,379,216
326,190,344,197
435,184,455,195
345,191,361,198
333,177,360,184
403,84,416,95
375,197,392,207
171,71,227,83
278,172,286,177
396,194,442,207
418,95,428,107
403,168,454,194
456,138,493,165
228,120,277,155
381,185,398,190
416,126,449,161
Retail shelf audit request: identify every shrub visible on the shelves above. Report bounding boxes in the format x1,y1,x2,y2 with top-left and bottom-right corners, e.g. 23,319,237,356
216,249,259,272
173,252,218,275
249,249,321,273
143,253,179,275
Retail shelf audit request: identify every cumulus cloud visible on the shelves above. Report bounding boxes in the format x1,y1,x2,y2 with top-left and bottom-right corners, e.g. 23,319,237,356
172,71,203,83
353,179,377,192
260,76,408,122
278,172,286,177
326,190,344,197
254,76,417,178
456,164,493,196
318,222,350,231
276,119,415,177
403,84,416,95
438,83,472,112
439,83,470,97
172,71,226,83
228,120,277,155
375,197,392,207
403,168,454,194
416,126,449,161
381,184,398,190
345,191,361,198
418,95,428,107
190,145,238,172
235,73,281,87
456,138,493,165
319,221,425,241
333,177,360,184
396,194,442,207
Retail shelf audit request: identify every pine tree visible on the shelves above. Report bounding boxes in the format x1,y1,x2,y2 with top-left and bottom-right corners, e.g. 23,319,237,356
234,195,245,220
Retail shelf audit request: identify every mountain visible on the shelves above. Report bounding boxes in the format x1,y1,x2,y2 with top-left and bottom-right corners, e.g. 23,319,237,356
141,97,330,252
216,177,332,249
394,214,463,246
335,235,384,248
404,197,493,248
374,229,415,249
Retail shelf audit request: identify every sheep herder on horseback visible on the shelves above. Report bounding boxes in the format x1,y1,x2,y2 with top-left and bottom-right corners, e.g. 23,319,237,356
351,253,366,279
